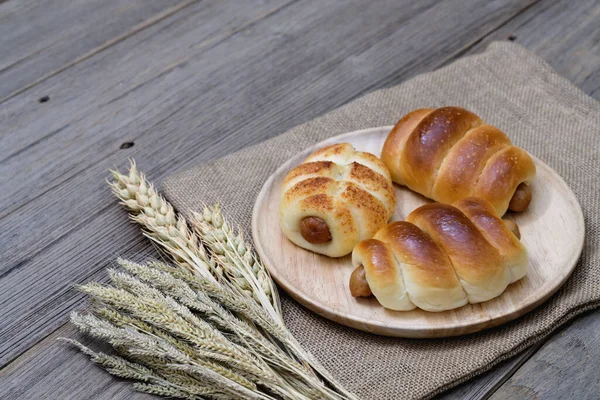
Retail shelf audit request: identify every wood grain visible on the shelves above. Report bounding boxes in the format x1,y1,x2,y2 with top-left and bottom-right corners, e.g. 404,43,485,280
436,342,544,400
490,309,600,400
459,0,600,100
0,0,197,102
1,0,441,205
253,127,585,337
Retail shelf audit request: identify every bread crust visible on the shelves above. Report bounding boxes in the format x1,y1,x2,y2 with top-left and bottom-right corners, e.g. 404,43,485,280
280,143,396,257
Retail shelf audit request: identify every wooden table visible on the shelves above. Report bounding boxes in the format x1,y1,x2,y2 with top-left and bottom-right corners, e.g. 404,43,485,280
1,0,598,398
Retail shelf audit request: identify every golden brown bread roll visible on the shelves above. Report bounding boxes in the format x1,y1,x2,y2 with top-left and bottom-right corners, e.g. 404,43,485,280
381,107,536,215
279,143,396,257
350,197,527,311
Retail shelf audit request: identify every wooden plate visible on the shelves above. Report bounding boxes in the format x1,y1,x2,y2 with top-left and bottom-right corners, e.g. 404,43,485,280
252,127,585,338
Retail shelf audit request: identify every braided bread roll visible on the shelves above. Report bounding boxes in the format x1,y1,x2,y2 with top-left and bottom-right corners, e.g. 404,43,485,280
279,143,396,257
381,107,536,215
350,197,527,312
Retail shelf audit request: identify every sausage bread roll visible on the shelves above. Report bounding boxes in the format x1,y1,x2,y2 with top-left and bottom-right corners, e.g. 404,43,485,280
279,143,396,257
350,197,527,311
381,107,536,215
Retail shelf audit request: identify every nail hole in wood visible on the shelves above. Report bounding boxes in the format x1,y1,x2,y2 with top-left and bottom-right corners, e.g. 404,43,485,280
39,95,50,103
508,35,517,41
120,141,135,149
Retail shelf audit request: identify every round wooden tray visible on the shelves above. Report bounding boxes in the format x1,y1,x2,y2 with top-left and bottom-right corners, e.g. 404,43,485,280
252,126,585,338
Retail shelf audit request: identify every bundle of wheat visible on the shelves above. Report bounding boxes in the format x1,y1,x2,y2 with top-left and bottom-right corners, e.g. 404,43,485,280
63,160,356,400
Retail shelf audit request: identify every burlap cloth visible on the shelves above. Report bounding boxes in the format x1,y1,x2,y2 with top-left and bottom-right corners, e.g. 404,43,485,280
163,42,600,399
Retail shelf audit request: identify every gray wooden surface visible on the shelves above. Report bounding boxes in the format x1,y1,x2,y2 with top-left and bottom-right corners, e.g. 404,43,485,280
0,0,598,398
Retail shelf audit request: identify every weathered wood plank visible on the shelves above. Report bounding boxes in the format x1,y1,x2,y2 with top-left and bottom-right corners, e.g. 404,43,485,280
0,203,164,367
0,0,297,163
0,0,537,371
0,0,298,268
0,0,437,176
459,0,600,99
0,0,196,102
435,343,542,400
489,309,600,400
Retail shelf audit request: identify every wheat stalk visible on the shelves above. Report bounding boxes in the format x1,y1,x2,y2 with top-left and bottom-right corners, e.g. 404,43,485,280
120,261,320,384
63,338,231,399
70,306,280,399
68,261,343,399
109,161,276,316
93,305,255,390
77,281,273,382
119,261,343,400
191,205,282,319
108,161,217,281
153,259,354,400
109,161,281,321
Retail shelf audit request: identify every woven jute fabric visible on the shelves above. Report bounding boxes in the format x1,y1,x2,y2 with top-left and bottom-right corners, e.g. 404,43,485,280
163,42,600,399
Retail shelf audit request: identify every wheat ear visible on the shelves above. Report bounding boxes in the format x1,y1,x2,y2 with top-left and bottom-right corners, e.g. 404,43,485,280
191,205,282,320
108,160,216,281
